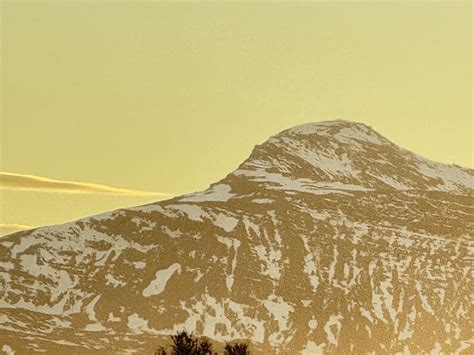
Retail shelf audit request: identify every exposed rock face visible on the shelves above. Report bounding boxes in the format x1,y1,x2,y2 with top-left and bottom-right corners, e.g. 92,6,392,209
1,120,473,354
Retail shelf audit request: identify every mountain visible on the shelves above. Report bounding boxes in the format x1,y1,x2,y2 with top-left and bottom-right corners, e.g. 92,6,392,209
1,120,472,354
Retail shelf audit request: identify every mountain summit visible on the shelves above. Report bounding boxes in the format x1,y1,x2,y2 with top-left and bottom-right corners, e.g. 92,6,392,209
233,120,472,193
1,120,473,354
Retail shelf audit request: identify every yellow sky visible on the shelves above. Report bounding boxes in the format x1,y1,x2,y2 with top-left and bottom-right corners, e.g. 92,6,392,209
1,1,472,231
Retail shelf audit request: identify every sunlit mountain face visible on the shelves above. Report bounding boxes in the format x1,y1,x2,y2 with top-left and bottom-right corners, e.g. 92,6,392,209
1,121,472,354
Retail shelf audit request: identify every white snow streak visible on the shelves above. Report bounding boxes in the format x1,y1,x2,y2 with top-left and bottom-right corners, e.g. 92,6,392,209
142,263,181,297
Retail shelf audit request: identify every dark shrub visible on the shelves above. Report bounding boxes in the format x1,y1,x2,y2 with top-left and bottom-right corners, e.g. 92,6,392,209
171,331,199,354
155,330,215,355
197,337,214,354
155,330,248,355
224,343,249,355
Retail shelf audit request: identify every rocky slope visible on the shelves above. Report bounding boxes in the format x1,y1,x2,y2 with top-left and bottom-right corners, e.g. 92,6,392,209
1,120,473,354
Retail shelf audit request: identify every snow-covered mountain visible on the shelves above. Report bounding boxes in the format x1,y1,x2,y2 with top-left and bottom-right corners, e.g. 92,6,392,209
1,120,473,354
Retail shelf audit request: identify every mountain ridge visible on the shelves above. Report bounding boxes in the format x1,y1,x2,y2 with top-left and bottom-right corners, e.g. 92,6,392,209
5,119,473,236
1,120,472,354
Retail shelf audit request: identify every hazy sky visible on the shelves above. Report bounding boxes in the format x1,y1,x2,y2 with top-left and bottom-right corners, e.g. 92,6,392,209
1,1,472,231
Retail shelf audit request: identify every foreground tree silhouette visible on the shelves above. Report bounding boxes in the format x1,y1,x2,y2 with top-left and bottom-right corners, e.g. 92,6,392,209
155,331,215,355
224,343,249,355
154,331,249,355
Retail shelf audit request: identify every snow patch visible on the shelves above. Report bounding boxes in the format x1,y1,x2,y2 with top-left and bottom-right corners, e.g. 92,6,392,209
105,274,126,288
324,314,343,345
233,169,353,196
335,126,384,146
263,294,294,346
180,184,235,202
308,319,318,330
287,120,347,135
211,213,239,232
142,263,181,297
217,236,240,250
161,226,182,239
168,204,206,221
84,295,106,332
216,236,241,291
108,312,121,322
417,160,473,191
314,181,371,191
128,313,158,335
133,261,146,269
174,295,265,343
1,345,14,355
252,198,274,204
302,341,324,355
372,174,412,190
416,281,434,315
253,244,282,281
280,137,359,179
131,217,156,232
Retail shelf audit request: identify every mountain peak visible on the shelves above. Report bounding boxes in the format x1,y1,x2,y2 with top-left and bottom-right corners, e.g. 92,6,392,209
278,119,388,146
231,120,473,194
